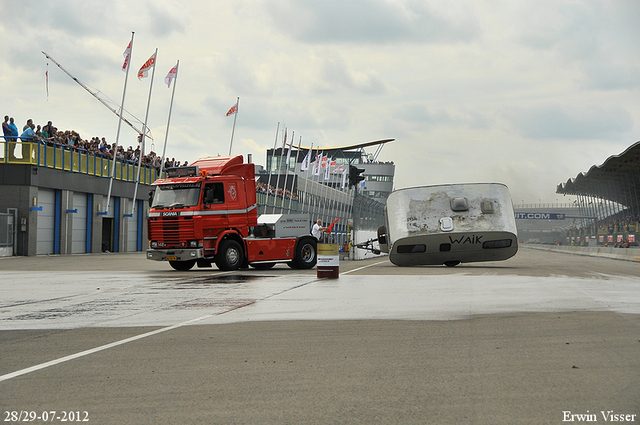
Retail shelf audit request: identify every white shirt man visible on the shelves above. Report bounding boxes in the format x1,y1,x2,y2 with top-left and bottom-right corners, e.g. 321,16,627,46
311,219,326,240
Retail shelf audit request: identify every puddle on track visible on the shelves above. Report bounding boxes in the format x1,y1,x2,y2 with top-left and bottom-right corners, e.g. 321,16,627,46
173,274,274,286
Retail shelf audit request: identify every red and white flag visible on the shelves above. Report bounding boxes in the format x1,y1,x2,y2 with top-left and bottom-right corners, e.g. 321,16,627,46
165,63,178,87
122,41,131,72
138,52,156,80
226,101,238,116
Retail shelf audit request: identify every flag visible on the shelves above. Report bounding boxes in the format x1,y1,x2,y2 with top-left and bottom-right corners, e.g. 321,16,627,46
341,168,348,189
312,151,322,176
300,144,313,171
326,218,340,233
226,101,238,116
333,164,345,173
138,52,156,79
165,63,178,87
300,151,310,171
45,69,49,98
324,160,331,180
122,41,132,72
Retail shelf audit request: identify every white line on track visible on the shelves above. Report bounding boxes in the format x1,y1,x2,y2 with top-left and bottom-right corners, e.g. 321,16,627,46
0,313,218,383
0,264,370,383
1,262,387,382
340,260,388,275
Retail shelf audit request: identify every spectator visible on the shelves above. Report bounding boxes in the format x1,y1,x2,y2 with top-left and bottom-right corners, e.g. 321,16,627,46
23,118,33,132
42,121,54,139
20,124,36,142
8,118,18,142
2,116,10,140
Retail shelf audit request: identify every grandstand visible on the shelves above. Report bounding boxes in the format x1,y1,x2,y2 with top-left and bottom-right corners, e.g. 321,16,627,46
0,138,159,256
0,136,395,258
555,142,640,246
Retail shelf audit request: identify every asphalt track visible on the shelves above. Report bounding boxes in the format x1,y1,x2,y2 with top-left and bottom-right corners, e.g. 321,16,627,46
0,247,639,424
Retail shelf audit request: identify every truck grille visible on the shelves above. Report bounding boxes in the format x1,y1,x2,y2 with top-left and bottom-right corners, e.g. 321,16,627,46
149,217,194,246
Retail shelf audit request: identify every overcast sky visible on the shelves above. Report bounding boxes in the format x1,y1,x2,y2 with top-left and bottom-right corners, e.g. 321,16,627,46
2,0,639,204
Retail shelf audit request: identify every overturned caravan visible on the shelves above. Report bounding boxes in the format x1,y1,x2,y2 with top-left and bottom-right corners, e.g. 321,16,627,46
378,183,518,267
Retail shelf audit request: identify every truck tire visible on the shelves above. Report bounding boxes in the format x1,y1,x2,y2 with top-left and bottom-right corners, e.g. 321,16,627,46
215,239,244,271
295,238,317,269
169,260,196,271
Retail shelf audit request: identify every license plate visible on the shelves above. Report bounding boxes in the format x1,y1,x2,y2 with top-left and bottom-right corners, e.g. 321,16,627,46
166,256,177,261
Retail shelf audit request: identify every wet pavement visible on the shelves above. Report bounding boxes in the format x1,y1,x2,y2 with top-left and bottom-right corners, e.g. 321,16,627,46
1,248,639,424
1,255,639,329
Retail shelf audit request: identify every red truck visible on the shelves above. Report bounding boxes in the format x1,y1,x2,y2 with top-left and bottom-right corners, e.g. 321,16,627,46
146,155,318,271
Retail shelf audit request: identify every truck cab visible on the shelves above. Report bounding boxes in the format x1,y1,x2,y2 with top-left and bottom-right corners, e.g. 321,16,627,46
146,155,317,271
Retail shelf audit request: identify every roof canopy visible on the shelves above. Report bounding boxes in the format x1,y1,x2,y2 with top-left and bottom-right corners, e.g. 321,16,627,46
299,138,395,152
557,141,640,207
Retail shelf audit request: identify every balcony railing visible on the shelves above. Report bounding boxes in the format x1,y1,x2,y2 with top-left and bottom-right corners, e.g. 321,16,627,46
0,139,164,184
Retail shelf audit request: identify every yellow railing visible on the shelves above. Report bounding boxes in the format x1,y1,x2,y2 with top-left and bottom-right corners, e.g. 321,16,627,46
0,140,164,184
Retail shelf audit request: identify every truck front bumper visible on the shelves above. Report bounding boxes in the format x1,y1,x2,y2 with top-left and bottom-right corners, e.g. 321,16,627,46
146,248,205,262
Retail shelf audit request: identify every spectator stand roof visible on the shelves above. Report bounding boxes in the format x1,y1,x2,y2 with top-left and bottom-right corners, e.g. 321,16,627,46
556,141,640,207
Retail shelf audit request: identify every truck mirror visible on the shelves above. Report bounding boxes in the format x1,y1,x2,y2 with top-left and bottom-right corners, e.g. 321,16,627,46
148,190,154,207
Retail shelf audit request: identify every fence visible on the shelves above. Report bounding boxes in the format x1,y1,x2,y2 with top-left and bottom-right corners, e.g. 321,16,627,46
0,138,163,184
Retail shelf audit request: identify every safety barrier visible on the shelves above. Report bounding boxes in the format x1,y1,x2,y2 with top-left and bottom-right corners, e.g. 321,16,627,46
525,244,640,262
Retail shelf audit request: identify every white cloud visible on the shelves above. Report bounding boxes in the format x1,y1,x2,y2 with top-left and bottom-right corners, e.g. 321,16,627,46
1,0,639,204
263,0,480,44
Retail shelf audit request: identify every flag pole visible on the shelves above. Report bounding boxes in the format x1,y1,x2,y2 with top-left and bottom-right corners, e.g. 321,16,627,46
132,48,158,215
228,97,239,155
159,60,179,178
301,142,313,216
272,127,287,214
266,122,279,210
281,130,293,213
287,135,302,212
104,31,134,215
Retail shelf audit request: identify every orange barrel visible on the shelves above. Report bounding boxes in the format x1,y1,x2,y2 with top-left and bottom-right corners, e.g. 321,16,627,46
317,243,339,278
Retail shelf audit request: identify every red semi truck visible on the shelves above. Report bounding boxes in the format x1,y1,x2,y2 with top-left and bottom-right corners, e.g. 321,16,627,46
146,155,318,271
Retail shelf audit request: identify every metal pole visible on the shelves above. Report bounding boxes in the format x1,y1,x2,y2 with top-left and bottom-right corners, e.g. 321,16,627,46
132,48,158,214
105,31,135,214
159,60,179,178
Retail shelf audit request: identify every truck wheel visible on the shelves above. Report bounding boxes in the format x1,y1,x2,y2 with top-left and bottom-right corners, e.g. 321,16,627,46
215,239,244,271
169,260,196,271
444,261,460,267
295,238,317,269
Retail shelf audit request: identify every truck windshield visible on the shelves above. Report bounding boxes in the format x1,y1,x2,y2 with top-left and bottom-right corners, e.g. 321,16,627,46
151,183,201,208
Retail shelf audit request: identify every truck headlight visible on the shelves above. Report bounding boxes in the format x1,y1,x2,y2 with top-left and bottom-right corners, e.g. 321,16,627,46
189,240,202,248
150,241,158,249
